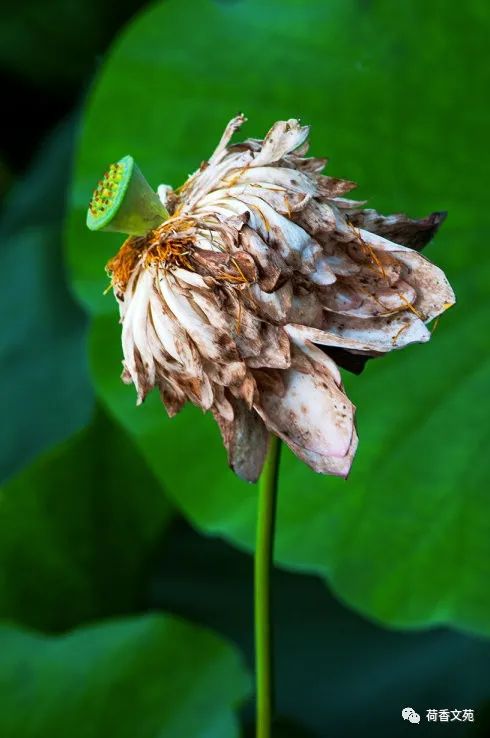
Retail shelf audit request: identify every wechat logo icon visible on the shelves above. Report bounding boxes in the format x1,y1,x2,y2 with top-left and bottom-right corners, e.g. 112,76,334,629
402,707,421,724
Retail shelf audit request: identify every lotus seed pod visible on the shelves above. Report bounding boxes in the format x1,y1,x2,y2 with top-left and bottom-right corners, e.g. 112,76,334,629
86,155,169,236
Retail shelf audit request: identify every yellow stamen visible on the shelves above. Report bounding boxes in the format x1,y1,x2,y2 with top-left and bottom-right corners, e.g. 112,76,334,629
392,323,409,345
431,316,440,334
236,298,243,333
399,294,425,320
106,236,142,292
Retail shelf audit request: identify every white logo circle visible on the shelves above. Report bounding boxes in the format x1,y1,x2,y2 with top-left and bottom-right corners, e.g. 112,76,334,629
402,707,421,724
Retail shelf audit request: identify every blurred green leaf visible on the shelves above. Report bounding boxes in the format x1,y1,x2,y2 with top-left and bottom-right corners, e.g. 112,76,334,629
0,613,251,738
0,116,93,482
0,0,146,89
155,521,490,738
0,408,172,631
66,0,490,633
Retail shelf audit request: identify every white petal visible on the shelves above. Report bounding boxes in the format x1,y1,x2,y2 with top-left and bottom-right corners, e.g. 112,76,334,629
158,274,234,361
208,114,247,166
157,184,174,208
229,166,317,195
197,371,214,410
250,282,293,322
212,386,235,422
394,251,456,321
173,268,209,289
309,255,337,286
257,365,354,458
190,289,232,333
149,292,202,374
323,278,417,318
286,314,431,352
122,270,155,398
357,227,412,253
288,336,342,385
348,228,455,320
285,426,358,478
181,150,253,213
251,119,310,167
205,184,311,216
228,194,322,272
320,238,361,276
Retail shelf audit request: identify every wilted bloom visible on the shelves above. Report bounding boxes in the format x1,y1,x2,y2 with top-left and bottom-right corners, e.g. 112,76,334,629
90,115,454,482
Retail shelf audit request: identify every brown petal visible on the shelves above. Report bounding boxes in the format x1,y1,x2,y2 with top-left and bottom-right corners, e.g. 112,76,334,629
287,290,324,327
253,368,286,397
246,324,291,369
292,199,336,236
316,175,357,198
249,282,293,323
322,276,417,318
239,225,285,292
222,193,323,273
214,397,269,482
347,209,447,251
157,377,186,417
282,154,328,173
204,359,247,387
234,374,257,408
159,275,238,362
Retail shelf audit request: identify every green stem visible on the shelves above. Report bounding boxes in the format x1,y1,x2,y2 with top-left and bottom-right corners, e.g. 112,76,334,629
255,435,281,738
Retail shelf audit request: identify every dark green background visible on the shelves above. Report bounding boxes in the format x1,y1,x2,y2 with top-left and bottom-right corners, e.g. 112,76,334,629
1,0,489,735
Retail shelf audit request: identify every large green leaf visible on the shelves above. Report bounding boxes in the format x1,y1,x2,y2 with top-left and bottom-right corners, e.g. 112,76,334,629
0,408,172,631
0,614,250,738
0,117,93,482
154,520,490,738
66,0,490,633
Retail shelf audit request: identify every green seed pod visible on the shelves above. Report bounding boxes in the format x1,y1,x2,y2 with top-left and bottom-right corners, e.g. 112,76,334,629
86,155,169,235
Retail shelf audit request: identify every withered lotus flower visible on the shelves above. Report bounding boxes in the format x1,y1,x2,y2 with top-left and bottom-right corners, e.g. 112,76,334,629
95,115,454,482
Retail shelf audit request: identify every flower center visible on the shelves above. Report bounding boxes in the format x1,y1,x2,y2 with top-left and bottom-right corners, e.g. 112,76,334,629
88,162,125,219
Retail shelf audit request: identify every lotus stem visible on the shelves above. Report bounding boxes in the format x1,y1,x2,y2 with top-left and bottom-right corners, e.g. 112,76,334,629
255,435,281,738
